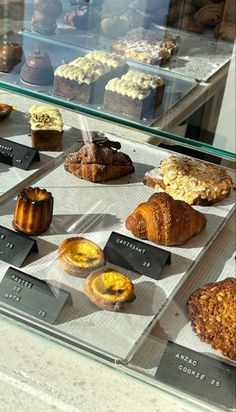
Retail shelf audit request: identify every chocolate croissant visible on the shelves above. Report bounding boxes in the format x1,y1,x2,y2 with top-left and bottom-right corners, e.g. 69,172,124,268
125,192,206,246
64,138,134,182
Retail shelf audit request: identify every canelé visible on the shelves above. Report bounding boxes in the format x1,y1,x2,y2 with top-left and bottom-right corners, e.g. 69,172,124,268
12,187,53,235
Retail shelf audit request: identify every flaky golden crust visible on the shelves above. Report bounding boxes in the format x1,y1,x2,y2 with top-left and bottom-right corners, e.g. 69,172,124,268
144,156,233,205
84,267,135,311
64,140,134,182
194,3,224,26
125,192,206,246
57,237,104,277
187,278,236,360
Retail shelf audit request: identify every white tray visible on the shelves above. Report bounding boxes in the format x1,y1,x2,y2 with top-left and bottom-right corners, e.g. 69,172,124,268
0,136,235,362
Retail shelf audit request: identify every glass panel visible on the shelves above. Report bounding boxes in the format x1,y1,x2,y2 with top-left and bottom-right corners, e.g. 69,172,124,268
0,1,235,159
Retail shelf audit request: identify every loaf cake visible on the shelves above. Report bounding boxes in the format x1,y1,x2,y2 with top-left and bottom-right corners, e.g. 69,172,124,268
29,104,64,151
104,70,165,120
13,187,53,235
112,27,180,66
64,135,134,182
53,51,128,104
20,51,54,85
188,277,236,360
0,42,23,73
84,267,136,311
144,155,233,205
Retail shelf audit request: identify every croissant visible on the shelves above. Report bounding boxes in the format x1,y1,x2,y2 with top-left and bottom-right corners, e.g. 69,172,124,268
64,139,134,182
125,192,206,246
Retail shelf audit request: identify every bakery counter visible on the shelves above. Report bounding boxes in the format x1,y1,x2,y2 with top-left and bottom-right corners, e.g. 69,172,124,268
0,213,234,412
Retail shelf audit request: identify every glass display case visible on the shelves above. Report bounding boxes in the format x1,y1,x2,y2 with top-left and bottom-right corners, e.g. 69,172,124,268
0,2,235,412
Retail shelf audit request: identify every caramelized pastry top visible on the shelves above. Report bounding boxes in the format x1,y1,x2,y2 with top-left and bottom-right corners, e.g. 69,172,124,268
84,267,135,310
57,237,104,276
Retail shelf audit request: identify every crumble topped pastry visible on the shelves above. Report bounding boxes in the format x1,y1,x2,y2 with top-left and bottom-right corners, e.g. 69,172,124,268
187,278,236,360
144,155,233,205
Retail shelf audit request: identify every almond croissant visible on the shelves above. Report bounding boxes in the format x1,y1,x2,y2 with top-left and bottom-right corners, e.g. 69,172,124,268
125,192,206,246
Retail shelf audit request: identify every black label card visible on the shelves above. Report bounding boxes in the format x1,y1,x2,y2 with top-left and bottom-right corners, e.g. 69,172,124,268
0,137,40,170
0,267,72,324
155,341,236,409
104,232,171,279
0,226,38,267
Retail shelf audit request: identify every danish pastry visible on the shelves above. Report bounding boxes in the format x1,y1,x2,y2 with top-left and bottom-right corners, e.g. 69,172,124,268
84,268,135,311
57,237,104,277
144,156,233,205
188,277,236,360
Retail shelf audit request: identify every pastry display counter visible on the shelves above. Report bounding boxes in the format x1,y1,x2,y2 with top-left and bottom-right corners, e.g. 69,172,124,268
0,0,235,159
0,1,236,411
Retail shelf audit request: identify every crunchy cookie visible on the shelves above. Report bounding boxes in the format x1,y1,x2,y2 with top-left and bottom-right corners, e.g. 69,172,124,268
143,155,233,205
187,278,236,360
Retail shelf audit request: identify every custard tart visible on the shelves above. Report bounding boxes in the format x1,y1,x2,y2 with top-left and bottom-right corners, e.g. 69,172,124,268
57,237,104,277
84,267,136,311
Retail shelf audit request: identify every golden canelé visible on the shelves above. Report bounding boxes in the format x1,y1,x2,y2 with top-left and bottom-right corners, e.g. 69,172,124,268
12,187,53,235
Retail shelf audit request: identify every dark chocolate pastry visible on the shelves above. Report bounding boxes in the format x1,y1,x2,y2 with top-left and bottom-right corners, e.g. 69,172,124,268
20,51,54,85
0,42,23,73
64,135,134,182
64,4,100,30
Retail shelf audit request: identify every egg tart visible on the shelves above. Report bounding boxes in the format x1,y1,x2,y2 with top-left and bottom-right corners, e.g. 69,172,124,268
57,237,104,277
12,187,53,235
84,267,136,311
0,104,13,120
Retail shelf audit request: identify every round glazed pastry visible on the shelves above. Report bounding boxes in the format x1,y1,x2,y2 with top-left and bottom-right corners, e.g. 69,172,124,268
0,104,13,120
57,237,104,277
20,51,54,85
84,268,136,311
13,187,53,235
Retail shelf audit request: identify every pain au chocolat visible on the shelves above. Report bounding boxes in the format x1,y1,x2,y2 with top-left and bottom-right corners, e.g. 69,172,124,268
84,267,135,311
144,156,233,205
57,237,104,277
64,135,134,182
12,187,53,235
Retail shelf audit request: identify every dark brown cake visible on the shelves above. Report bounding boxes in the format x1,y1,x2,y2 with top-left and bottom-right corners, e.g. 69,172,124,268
0,42,23,73
188,278,236,360
53,51,128,104
20,51,54,85
104,70,165,120
64,3,101,30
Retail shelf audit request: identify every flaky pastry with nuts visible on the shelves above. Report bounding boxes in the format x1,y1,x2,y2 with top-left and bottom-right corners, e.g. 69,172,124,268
144,155,233,205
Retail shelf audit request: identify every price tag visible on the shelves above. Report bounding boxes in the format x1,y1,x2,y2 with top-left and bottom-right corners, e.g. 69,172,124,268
155,342,236,409
0,226,38,267
0,267,72,324
0,137,40,170
104,232,171,279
